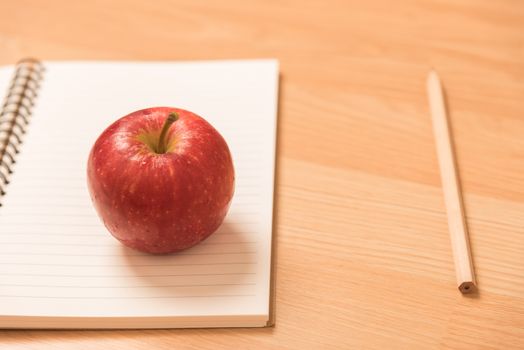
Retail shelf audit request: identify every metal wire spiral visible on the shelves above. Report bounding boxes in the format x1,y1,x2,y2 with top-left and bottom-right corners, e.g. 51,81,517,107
0,58,44,204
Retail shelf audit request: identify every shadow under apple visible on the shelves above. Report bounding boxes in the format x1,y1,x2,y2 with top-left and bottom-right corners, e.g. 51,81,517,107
119,221,258,298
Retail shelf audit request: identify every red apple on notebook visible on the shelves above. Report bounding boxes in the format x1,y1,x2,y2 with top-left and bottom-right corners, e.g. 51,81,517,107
87,107,235,254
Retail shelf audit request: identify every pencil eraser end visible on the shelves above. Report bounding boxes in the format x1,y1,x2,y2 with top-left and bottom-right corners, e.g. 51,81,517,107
458,281,477,294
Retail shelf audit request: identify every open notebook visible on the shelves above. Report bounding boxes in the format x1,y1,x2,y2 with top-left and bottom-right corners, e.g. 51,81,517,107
0,59,278,328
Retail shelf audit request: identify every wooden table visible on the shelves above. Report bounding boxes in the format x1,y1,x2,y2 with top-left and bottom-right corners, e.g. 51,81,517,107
1,0,523,348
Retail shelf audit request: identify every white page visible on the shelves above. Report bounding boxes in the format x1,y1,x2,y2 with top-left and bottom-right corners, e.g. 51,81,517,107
0,60,278,327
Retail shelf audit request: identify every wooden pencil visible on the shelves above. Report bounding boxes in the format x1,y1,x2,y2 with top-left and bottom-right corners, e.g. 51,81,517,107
426,70,477,294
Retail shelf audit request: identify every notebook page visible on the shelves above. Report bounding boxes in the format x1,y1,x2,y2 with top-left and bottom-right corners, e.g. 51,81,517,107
0,60,278,323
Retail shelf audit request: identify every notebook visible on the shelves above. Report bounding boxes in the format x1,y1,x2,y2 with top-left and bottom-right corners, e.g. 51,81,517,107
0,59,279,329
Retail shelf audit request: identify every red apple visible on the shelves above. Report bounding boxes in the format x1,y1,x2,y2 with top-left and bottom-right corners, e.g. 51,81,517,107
87,107,235,254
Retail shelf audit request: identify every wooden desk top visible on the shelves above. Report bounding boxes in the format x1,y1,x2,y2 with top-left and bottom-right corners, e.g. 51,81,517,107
1,0,523,348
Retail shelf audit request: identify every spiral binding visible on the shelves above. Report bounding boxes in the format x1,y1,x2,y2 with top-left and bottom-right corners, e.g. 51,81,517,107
0,58,44,204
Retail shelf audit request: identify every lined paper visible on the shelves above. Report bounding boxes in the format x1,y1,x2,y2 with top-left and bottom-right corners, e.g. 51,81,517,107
0,60,278,327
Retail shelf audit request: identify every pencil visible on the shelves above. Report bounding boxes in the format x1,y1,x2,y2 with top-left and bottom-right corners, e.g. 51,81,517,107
426,70,477,294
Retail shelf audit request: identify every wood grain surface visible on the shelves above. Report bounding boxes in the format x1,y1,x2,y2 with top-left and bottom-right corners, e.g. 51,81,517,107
0,0,523,348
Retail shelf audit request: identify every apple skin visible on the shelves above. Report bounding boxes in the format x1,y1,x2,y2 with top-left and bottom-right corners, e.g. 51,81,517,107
87,107,234,254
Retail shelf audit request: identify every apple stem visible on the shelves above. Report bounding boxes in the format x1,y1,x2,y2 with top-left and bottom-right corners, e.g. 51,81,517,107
157,112,179,153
